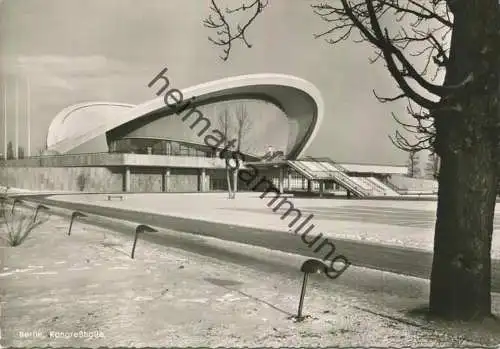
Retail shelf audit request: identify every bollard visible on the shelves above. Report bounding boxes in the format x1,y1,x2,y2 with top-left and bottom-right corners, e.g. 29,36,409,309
33,204,49,222
131,224,157,259
10,198,21,215
294,259,328,322
68,211,87,236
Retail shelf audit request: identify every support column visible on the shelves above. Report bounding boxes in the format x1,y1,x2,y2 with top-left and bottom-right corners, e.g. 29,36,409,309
199,168,206,192
319,180,325,198
307,179,312,193
278,166,284,194
286,168,291,191
163,168,171,192
124,167,131,192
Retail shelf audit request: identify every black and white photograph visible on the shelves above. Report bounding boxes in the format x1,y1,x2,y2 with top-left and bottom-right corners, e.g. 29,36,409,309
0,0,499,347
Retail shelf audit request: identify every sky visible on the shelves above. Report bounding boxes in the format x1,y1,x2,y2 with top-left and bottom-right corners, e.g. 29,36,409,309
0,0,425,165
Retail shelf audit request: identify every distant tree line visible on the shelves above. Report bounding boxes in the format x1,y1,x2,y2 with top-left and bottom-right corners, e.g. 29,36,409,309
406,150,439,180
5,141,25,160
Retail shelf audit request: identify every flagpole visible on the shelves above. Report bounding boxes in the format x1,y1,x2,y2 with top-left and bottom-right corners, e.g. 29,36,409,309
26,77,30,157
3,79,6,160
14,77,18,159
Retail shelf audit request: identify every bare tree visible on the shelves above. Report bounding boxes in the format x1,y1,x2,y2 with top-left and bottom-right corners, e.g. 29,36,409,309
406,150,420,178
217,108,234,199
217,104,253,199
233,104,253,195
204,0,500,320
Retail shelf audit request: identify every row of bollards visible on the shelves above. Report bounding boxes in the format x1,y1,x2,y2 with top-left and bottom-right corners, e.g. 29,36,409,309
67,211,157,259
66,209,328,321
6,197,50,223
65,209,325,321
6,199,329,322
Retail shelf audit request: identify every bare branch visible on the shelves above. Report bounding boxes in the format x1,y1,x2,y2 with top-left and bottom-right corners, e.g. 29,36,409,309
204,0,268,61
204,0,463,155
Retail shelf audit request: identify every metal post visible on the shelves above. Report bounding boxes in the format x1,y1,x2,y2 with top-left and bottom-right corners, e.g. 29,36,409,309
293,259,328,322
131,224,157,259
33,204,49,222
11,198,21,215
296,272,309,320
68,211,87,236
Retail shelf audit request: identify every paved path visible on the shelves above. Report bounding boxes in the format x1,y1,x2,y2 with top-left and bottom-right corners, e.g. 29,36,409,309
41,193,500,258
25,194,500,293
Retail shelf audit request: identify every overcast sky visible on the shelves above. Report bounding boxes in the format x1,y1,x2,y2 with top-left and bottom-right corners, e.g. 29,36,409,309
0,0,421,165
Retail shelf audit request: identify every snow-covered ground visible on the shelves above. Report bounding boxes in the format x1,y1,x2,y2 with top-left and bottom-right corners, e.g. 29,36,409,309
4,186,500,258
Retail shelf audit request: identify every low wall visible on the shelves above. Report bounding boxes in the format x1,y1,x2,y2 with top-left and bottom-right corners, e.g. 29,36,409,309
0,166,212,193
0,166,123,192
388,175,439,193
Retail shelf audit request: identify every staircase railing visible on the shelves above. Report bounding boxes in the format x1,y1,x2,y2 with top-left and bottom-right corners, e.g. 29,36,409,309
305,157,372,197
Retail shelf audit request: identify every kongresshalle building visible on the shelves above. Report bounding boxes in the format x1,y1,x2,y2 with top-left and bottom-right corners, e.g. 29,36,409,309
0,72,407,197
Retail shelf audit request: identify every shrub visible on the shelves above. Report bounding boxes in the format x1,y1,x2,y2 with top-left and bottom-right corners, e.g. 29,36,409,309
2,211,42,246
0,188,47,247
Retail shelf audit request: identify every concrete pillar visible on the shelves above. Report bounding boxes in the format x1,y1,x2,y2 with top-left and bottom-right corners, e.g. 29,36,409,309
286,168,291,191
163,168,171,192
199,168,206,192
319,181,325,198
124,167,131,192
278,166,284,194
307,179,312,193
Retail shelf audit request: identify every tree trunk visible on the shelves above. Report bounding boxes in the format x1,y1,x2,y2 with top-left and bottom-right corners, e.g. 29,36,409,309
430,143,496,320
429,0,499,320
232,169,238,198
225,167,233,199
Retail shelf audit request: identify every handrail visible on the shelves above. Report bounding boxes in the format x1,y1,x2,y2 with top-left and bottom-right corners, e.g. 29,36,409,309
354,177,379,194
364,177,389,194
328,171,371,197
310,157,371,197
383,178,402,192
292,158,371,197
369,177,401,195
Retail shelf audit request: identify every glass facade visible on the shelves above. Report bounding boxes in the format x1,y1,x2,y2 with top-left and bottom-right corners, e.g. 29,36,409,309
107,98,290,158
109,138,216,157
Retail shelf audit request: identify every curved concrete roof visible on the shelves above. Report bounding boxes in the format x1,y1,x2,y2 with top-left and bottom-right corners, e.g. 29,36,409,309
46,102,135,148
47,73,324,158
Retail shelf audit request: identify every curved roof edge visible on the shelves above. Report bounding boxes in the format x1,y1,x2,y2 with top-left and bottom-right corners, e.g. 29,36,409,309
47,101,135,148
47,73,324,158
